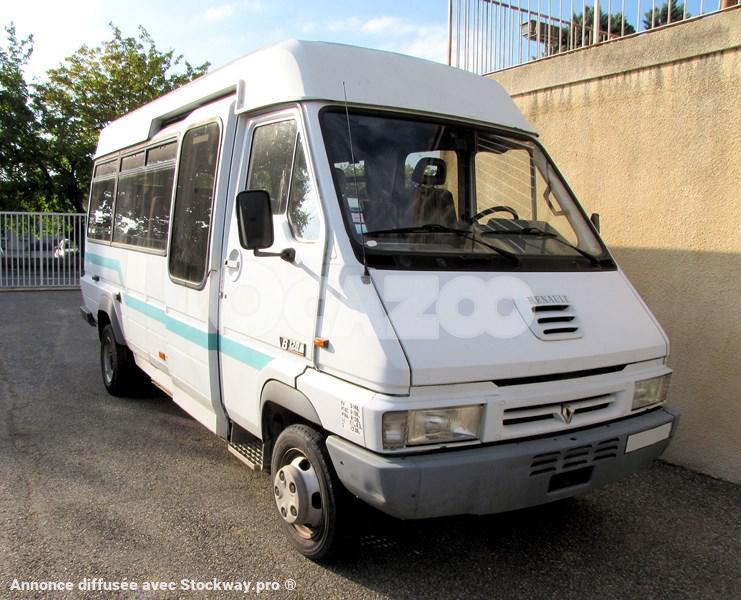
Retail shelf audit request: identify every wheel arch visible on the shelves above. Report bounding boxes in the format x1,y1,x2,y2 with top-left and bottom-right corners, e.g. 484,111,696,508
260,380,323,460
97,294,125,345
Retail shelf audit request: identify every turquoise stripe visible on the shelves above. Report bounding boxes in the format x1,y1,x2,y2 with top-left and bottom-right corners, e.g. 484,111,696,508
87,253,273,370
86,252,124,283
123,293,273,370
123,294,218,350
219,336,274,370
169,317,218,351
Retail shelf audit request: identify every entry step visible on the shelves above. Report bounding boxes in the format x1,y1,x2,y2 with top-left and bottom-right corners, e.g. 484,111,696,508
228,437,266,471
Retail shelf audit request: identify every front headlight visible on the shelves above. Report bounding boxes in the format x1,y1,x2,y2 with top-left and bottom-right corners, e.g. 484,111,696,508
632,374,671,411
382,405,482,449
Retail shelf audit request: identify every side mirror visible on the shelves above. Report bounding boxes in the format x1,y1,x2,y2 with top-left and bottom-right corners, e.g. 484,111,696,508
590,212,601,233
236,190,274,250
235,189,295,263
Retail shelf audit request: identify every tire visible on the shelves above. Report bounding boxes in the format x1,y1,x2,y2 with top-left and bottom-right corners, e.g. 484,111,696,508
270,424,349,562
100,324,138,396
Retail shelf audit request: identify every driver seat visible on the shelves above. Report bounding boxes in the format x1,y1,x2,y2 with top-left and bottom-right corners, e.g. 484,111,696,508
410,158,456,228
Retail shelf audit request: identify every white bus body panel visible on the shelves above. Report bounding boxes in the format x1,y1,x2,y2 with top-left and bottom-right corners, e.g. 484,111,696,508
364,269,667,387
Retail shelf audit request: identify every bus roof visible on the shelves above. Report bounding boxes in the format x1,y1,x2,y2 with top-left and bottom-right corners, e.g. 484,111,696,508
95,39,535,157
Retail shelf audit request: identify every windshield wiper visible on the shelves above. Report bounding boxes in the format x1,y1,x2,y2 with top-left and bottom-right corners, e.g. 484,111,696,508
366,223,519,265
481,226,601,266
367,223,468,236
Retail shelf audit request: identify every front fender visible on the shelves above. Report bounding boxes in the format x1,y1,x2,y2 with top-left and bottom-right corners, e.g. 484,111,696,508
260,379,322,428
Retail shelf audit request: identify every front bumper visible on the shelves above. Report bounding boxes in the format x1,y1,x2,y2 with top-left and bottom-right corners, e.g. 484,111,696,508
326,407,678,519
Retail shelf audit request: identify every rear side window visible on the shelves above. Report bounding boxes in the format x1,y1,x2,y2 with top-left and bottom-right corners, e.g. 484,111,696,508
169,122,221,285
94,160,117,178
113,165,175,251
88,159,117,241
147,141,177,165
121,152,145,171
247,120,297,213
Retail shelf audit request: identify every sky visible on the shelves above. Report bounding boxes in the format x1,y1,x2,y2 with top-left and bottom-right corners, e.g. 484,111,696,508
2,0,718,81
1,0,451,81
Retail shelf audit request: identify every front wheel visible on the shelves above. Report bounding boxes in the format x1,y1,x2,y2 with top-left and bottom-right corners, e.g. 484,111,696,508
271,424,349,562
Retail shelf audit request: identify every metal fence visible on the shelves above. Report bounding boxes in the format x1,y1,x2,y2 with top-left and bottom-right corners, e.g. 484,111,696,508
447,0,737,73
0,212,87,289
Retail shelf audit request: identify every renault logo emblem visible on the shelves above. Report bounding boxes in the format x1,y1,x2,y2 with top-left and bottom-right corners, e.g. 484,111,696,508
560,404,576,424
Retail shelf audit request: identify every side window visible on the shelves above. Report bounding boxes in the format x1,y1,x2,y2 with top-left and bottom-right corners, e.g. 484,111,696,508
247,120,297,213
331,159,367,234
113,165,175,251
169,122,221,285
88,159,117,241
112,140,176,251
113,171,146,246
147,141,177,164
144,167,176,250
287,135,321,242
120,151,144,171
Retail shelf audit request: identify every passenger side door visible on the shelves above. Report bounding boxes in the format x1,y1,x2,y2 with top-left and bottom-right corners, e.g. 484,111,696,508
163,121,228,433
219,110,326,434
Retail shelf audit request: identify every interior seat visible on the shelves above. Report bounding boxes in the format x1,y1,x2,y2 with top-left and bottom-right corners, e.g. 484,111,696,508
409,157,456,228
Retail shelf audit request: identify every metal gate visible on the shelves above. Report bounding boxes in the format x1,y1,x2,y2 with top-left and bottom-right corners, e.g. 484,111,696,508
0,212,87,289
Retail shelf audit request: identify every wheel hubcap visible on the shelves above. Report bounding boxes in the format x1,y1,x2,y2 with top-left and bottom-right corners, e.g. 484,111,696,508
274,452,322,536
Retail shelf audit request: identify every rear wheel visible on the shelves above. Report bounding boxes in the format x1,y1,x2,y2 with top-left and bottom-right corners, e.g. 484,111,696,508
271,424,349,562
100,324,138,396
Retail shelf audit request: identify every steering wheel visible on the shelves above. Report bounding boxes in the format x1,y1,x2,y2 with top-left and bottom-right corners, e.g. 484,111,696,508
469,205,519,222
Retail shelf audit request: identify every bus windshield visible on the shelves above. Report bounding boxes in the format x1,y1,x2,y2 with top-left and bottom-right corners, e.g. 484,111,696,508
320,109,613,271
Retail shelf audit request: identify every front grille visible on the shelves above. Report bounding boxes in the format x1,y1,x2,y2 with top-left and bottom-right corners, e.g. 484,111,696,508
529,438,620,476
503,394,617,431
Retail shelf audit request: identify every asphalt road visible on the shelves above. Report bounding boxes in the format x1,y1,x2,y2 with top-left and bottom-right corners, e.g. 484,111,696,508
1,290,740,599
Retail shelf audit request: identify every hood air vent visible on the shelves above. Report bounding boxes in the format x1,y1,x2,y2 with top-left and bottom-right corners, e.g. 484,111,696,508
515,297,583,341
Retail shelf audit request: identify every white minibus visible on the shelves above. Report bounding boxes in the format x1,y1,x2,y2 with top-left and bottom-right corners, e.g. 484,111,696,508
80,40,677,561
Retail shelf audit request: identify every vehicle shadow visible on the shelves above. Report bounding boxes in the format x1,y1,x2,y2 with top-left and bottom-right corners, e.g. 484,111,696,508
324,495,610,598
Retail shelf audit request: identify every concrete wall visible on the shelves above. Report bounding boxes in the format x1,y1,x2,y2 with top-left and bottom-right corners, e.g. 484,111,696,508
489,8,741,483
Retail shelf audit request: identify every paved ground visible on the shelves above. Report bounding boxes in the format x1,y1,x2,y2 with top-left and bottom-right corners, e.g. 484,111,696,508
0,290,739,599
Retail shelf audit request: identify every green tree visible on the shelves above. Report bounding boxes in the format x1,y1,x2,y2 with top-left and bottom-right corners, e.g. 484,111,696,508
32,24,209,213
0,24,51,210
643,1,688,29
562,7,636,50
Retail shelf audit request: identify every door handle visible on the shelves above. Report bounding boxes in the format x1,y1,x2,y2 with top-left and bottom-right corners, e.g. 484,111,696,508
92,275,100,282
224,258,240,269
